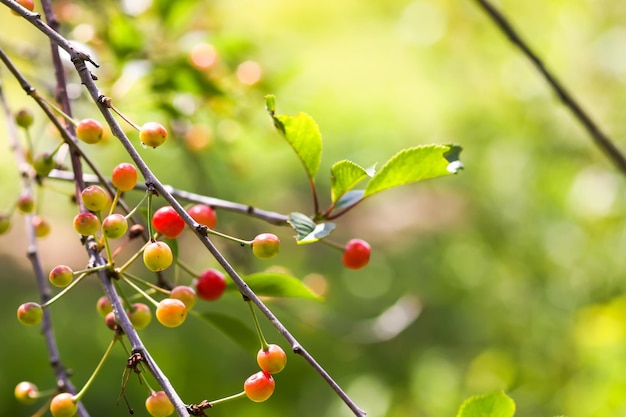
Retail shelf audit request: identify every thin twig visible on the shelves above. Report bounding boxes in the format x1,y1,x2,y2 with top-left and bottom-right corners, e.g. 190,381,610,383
473,0,626,175
0,79,89,416
48,170,290,226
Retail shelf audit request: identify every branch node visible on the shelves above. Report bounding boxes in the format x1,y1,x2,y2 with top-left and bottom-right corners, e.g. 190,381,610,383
98,95,112,108
187,400,211,416
292,344,303,354
195,224,209,236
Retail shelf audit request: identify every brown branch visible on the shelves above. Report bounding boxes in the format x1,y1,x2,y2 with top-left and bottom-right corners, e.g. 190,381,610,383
473,0,626,175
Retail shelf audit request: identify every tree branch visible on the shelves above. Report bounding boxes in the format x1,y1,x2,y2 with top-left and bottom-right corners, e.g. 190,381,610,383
473,0,626,175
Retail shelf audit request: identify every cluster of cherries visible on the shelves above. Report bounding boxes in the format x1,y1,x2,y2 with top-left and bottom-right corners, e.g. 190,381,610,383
9,89,370,416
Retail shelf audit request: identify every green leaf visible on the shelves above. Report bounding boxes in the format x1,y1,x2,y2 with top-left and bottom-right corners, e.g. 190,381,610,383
330,160,370,203
334,190,365,211
363,144,463,198
267,101,322,182
456,391,516,417
287,212,335,244
227,272,321,300
298,222,336,244
196,312,258,354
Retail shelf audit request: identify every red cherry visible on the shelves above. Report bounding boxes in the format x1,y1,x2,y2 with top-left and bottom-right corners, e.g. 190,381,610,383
111,163,138,192
145,391,174,417
152,206,185,239
73,212,100,236
244,371,275,402
195,269,226,301
342,239,371,270
12,0,34,15
187,204,217,229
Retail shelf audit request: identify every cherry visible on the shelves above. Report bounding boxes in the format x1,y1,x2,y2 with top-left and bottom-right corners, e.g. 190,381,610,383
33,152,55,177
156,298,187,328
187,204,217,229
195,269,226,301
111,162,138,192
102,213,128,239
32,215,51,238
252,233,280,259
257,344,287,374
145,391,174,417
143,241,173,272
76,118,103,144
127,302,152,329
11,0,34,15
170,285,197,310
50,392,77,417
17,302,43,326
96,295,112,317
81,185,109,212
0,215,11,235
244,371,275,402
49,265,74,287
140,122,168,148
104,311,118,331
14,381,38,404
14,108,34,128
342,238,371,270
152,206,185,239
17,194,35,213
73,212,100,236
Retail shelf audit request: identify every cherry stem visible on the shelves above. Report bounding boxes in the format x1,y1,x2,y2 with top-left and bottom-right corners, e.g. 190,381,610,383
109,103,141,131
72,263,110,276
205,228,252,247
116,240,151,274
34,92,78,127
73,336,118,401
147,193,154,240
97,212,115,265
122,191,149,219
121,274,161,308
40,271,91,309
175,258,200,279
247,300,269,351
207,390,247,406
320,238,346,252
123,272,170,295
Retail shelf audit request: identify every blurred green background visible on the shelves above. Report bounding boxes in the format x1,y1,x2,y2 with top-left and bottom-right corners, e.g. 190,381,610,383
2,0,626,416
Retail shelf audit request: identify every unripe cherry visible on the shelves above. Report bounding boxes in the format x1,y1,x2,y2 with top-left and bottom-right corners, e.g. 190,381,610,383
195,269,226,301
111,162,138,191
0,215,11,235
127,303,152,329
73,212,100,236
152,206,185,239
156,298,187,328
96,295,112,317
76,118,103,144
50,392,77,417
252,233,280,259
102,213,128,239
17,302,43,326
170,285,197,310
143,241,173,272
33,152,55,177
342,238,371,270
49,265,73,287
14,381,38,404
32,215,51,238
14,108,34,128
81,185,109,212
257,344,287,374
244,371,275,402
140,122,168,148
17,194,35,213
187,204,217,229
145,391,174,417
